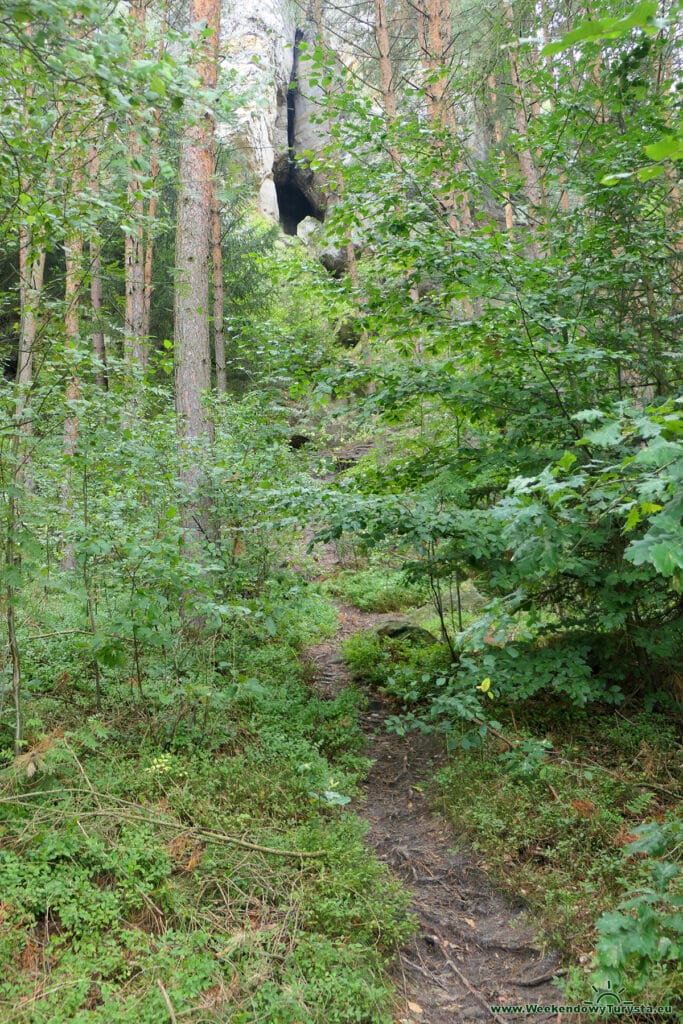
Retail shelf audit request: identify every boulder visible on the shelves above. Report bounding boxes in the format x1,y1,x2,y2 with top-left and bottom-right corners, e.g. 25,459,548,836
376,621,438,645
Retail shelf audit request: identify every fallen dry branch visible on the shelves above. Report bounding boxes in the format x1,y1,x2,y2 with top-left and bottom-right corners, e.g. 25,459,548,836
157,979,178,1023
435,938,510,1024
0,789,327,861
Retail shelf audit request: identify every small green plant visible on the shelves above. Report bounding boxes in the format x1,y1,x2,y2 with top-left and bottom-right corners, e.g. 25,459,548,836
327,567,427,612
591,812,683,1009
433,706,681,1010
341,630,391,686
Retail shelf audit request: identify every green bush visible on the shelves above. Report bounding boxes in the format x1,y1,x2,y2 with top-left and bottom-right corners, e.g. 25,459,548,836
327,567,427,612
591,812,683,1011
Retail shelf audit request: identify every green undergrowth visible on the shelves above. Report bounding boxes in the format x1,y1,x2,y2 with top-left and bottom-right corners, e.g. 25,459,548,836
336,584,682,1018
436,708,682,1016
342,629,447,698
0,581,411,1024
324,566,428,613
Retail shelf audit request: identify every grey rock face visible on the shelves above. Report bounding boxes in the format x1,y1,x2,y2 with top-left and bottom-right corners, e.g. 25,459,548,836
297,216,351,276
220,0,328,234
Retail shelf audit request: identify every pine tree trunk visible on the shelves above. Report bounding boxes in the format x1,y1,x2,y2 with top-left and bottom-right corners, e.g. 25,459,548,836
211,176,226,393
142,3,168,343
88,144,108,388
175,0,219,550
16,71,48,488
504,4,542,222
312,0,361,285
374,0,396,118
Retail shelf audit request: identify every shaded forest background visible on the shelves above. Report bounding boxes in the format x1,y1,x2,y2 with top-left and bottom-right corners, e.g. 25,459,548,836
0,0,681,1019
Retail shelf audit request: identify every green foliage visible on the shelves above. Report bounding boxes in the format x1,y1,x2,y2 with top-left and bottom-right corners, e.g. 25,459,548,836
327,566,428,612
435,708,682,1008
0,589,409,1023
342,631,392,688
224,241,354,399
311,15,683,700
1,0,681,1017
592,812,683,1006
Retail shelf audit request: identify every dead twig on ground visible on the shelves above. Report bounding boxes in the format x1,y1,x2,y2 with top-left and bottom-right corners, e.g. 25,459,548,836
156,979,177,1023
435,938,510,1024
0,790,327,860
402,956,451,992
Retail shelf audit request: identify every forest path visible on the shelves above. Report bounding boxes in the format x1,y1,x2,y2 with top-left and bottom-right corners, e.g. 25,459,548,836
302,531,566,1024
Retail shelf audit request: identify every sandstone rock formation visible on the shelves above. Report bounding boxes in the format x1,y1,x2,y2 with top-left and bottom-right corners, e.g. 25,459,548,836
220,0,328,235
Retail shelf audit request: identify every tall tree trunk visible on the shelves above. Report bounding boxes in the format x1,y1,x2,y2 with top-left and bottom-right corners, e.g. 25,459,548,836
312,0,361,286
374,0,396,118
142,106,162,342
88,144,108,388
416,0,446,126
373,0,402,171
539,5,570,215
62,224,84,572
16,234,45,494
142,2,168,343
175,0,219,549
211,175,226,392
124,0,148,372
16,70,48,488
17,230,46,399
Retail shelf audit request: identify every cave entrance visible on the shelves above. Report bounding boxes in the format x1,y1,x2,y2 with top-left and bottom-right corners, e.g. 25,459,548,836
273,156,325,236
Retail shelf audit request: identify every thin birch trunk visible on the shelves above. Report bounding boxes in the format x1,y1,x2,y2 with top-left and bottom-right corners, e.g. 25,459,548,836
142,106,162,342
62,225,84,572
16,70,48,487
124,0,148,372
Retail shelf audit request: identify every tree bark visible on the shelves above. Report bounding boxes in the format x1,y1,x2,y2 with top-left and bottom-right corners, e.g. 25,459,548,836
16,68,48,488
313,0,361,286
142,105,162,343
504,4,543,220
374,0,396,118
142,3,169,343
88,144,108,388
211,175,226,392
62,223,83,572
488,74,515,232
174,0,219,548
124,0,148,373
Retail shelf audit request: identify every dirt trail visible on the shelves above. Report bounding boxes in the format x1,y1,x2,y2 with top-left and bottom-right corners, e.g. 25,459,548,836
304,536,566,1024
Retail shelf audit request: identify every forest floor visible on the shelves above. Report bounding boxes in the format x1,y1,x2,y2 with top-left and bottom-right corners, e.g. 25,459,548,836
303,533,567,1024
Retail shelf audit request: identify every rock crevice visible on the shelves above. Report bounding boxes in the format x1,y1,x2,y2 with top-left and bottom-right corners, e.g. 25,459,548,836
220,2,327,233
